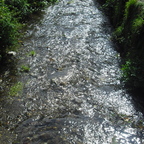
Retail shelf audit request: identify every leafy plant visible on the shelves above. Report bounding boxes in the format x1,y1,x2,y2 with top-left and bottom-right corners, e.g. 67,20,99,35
5,0,30,19
121,60,134,81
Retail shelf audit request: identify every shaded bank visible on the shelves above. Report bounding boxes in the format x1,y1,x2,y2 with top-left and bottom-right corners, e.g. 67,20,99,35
0,0,57,58
96,0,144,113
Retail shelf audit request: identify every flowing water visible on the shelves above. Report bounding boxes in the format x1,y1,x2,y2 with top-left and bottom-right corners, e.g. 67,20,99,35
0,0,144,143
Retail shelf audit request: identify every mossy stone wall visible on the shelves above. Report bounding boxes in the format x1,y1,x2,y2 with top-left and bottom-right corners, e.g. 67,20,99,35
97,0,144,97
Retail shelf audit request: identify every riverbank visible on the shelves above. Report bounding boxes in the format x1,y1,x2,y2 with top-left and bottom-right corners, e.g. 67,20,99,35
0,0,57,58
97,0,144,112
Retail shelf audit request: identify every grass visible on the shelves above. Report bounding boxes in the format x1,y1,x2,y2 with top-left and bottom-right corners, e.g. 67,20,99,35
27,50,36,56
9,82,23,96
20,65,30,72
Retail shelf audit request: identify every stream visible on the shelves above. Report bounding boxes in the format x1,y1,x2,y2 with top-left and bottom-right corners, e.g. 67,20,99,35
0,0,144,143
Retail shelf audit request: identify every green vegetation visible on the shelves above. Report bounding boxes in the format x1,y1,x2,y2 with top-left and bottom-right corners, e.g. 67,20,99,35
27,50,36,56
67,0,74,5
0,1,21,54
20,65,30,72
0,0,57,57
97,0,144,94
9,82,23,96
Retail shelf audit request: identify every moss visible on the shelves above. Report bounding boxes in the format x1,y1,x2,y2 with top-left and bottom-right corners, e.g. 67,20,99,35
124,0,137,20
132,17,144,32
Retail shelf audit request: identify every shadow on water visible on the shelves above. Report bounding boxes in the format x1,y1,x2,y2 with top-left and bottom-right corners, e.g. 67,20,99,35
127,88,144,115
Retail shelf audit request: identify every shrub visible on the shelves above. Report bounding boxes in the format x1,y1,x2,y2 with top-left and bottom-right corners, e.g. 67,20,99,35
5,0,30,19
0,1,21,55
